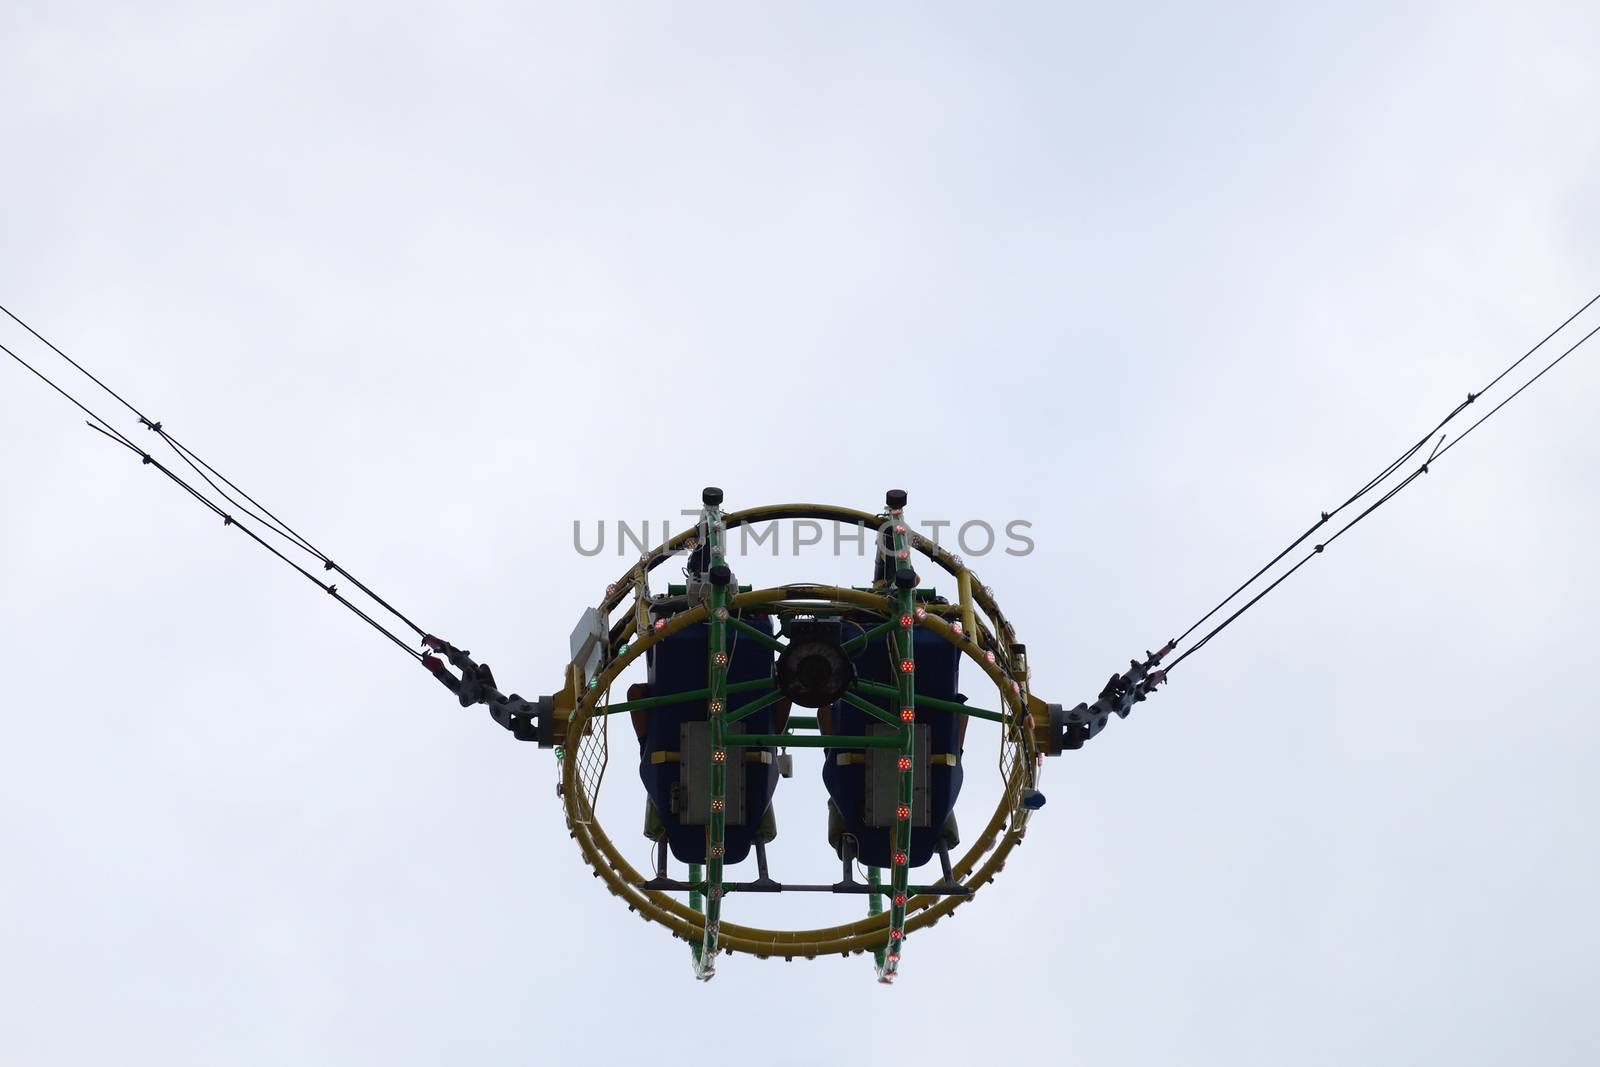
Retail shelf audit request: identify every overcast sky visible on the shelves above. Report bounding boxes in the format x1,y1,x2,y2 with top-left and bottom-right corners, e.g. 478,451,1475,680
3,3,1598,1065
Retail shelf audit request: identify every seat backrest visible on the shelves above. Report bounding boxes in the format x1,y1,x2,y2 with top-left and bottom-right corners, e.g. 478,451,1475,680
822,625,966,868
637,611,781,865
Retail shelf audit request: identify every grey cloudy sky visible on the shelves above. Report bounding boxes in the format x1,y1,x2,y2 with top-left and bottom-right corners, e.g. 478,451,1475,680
3,3,1598,1064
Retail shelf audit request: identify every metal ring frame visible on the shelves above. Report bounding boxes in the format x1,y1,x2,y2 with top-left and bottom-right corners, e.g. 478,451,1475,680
559,503,1042,975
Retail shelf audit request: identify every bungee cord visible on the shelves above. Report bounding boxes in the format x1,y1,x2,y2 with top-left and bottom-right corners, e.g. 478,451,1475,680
1,319,428,665
1160,295,1600,678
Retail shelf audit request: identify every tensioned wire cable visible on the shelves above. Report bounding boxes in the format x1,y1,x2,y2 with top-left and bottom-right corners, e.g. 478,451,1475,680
1,323,427,664
1169,289,1600,653
0,302,430,642
1161,303,1600,677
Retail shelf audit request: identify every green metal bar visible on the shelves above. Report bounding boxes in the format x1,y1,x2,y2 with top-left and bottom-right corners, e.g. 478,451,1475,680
722,685,786,726
868,866,886,971
700,505,730,978
842,618,897,655
732,733,900,749
726,615,787,653
839,688,904,728
854,679,1007,723
602,676,773,716
883,507,916,982
603,686,712,714
787,715,819,731
689,861,704,967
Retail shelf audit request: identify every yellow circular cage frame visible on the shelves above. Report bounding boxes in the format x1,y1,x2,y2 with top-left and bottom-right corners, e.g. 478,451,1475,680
557,503,1045,971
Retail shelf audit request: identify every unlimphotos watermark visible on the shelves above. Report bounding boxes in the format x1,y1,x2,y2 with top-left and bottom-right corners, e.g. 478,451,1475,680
571,515,1034,558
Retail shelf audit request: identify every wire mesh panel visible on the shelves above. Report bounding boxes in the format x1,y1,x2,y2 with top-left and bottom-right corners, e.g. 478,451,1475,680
573,691,609,824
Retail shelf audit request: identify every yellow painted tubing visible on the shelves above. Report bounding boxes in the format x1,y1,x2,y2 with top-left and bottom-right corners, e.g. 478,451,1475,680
560,583,1040,958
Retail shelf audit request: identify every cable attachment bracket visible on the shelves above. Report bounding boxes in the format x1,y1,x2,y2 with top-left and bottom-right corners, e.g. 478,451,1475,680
420,634,555,745
1053,639,1175,751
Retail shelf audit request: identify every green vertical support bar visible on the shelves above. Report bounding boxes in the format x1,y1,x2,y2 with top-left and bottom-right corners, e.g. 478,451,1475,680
688,863,705,913
867,866,886,970
688,862,705,967
878,495,915,983
697,499,730,980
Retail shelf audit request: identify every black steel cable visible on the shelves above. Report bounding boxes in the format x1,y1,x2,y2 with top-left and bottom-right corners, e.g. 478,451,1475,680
75,419,424,662
1171,289,1600,650
4,329,424,664
1433,322,1600,464
0,302,429,639
4,340,142,453
1164,316,1600,675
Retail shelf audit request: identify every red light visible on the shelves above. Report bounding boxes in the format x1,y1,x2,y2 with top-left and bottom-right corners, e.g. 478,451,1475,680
897,756,911,771
890,929,902,940
894,894,906,906
897,549,909,560
655,619,667,631
914,605,926,620
896,804,910,820
714,652,728,666
887,952,900,963
985,650,996,664
899,613,913,628
900,708,915,722
899,659,914,673
893,852,907,866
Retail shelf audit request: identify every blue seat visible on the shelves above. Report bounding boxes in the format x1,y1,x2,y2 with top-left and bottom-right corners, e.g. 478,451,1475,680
637,613,781,865
822,627,965,869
